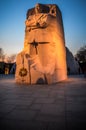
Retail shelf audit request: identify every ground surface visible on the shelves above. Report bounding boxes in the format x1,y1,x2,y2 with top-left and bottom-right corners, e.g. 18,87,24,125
0,75,86,130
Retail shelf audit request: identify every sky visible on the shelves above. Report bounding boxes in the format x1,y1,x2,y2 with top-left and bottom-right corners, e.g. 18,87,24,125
0,0,86,56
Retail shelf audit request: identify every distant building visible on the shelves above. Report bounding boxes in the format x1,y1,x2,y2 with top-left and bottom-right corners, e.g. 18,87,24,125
0,62,15,74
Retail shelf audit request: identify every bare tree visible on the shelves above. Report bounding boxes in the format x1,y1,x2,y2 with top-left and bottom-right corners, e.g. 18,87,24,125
7,54,16,63
0,48,5,61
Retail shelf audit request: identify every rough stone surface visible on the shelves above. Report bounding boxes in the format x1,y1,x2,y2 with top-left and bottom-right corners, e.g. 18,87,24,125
66,47,80,74
15,3,67,84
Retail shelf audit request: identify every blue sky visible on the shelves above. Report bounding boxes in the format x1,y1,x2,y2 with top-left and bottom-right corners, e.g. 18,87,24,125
0,0,86,55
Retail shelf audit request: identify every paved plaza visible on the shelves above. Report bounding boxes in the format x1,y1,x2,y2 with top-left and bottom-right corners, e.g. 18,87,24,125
0,75,86,130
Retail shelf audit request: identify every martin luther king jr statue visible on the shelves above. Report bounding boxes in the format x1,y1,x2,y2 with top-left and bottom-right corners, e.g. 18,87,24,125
15,3,67,84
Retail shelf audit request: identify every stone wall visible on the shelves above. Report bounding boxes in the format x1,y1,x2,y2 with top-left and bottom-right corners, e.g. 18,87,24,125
66,47,80,74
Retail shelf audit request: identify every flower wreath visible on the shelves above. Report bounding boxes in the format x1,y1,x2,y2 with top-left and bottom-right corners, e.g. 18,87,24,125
19,67,27,77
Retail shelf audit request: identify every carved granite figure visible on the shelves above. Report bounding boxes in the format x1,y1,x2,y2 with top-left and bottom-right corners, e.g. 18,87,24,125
15,3,67,84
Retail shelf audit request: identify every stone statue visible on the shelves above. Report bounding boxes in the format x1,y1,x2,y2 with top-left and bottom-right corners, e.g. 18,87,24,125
15,3,67,84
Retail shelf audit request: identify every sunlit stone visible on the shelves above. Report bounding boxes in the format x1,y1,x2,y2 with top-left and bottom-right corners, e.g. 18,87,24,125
15,3,67,84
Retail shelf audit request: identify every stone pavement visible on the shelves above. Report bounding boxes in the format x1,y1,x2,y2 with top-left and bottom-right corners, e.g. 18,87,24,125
0,75,86,130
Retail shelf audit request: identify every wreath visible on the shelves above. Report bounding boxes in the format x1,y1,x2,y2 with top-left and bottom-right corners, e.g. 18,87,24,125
19,67,27,77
